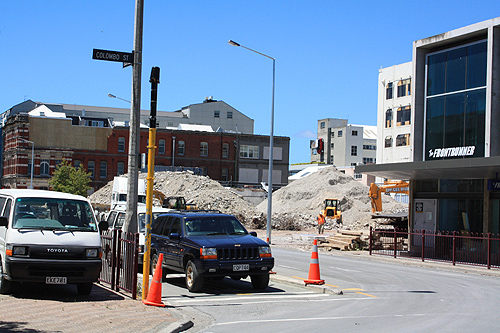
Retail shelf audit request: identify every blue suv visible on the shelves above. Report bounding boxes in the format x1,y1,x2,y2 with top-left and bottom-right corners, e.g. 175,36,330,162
150,211,274,292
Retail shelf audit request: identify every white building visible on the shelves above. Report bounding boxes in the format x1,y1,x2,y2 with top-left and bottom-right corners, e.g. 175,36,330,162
311,118,377,167
377,62,413,164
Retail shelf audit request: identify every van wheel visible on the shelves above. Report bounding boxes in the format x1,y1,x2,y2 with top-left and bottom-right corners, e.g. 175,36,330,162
185,260,203,292
251,273,269,290
0,264,12,294
77,283,93,295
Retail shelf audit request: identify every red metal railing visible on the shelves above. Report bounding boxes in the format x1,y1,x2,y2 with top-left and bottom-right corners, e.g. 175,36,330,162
369,227,500,269
99,229,139,298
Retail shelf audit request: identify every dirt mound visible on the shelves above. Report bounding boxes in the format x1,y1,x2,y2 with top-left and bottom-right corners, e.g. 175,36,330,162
257,166,406,230
89,171,266,227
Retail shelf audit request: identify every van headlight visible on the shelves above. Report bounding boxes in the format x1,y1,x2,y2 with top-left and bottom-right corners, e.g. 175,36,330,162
13,246,28,256
86,248,99,258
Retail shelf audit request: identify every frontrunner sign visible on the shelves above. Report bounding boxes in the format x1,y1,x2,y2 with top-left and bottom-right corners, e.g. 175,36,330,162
428,146,476,159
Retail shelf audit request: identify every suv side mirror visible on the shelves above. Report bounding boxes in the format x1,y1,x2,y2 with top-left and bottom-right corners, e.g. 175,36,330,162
250,231,257,237
99,221,109,231
0,216,8,227
169,233,180,240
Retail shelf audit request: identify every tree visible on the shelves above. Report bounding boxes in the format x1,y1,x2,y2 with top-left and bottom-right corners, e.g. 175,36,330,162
49,160,91,196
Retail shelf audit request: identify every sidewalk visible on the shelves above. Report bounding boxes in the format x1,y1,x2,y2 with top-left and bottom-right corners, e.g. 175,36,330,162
0,282,189,333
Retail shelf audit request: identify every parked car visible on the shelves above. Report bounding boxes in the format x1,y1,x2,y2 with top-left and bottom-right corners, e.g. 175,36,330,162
150,211,274,292
106,204,171,265
0,189,108,295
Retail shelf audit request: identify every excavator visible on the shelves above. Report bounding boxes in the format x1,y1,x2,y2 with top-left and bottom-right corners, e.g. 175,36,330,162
152,190,198,210
321,199,342,224
369,180,409,213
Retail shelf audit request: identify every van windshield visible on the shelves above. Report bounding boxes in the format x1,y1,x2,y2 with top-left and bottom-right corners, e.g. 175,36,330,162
184,216,248,236
13,197,98,232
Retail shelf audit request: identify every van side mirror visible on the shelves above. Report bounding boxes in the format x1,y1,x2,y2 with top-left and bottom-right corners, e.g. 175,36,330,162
0,216,8,227
99,221,109,231
250,231,257,237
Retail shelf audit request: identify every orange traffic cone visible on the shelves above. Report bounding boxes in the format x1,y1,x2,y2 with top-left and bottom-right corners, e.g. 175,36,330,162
143,253,166,307
304,238,325,285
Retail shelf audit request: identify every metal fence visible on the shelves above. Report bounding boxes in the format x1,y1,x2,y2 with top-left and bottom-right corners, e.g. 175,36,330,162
369,227,500,269
99,229,139,298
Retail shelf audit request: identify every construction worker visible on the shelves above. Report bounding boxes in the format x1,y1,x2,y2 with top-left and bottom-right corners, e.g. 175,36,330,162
317,213,325,234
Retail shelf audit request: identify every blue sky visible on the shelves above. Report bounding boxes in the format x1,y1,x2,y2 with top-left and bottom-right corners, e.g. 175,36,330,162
2,1,500,164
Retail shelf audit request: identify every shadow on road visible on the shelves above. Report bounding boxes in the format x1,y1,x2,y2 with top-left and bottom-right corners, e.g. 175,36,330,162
163,274,286,295
0,321,47,333
5,282,125,302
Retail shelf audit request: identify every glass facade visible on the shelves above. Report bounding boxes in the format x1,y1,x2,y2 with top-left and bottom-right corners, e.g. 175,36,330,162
425,40,487,160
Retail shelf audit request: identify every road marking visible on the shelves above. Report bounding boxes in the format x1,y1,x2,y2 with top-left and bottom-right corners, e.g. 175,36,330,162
169,296,375,307
325,283,340,288
343,288,365,291
355,291,377,298
170,293,331,304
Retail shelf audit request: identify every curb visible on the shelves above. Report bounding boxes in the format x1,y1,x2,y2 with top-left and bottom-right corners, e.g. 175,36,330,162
270,272,343,295
161,320,194,333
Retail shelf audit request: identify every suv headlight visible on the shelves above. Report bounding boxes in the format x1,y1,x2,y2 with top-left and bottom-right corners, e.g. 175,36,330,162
259,246,272,258
86,248,100,258
200,247,217,260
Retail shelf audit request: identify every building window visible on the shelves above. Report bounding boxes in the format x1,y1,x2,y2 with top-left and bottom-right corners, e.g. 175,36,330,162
352,130,358,136
397,79,411,97
167,121,174,127
214,110,220,118
363,144,376,150
74,160,81,169
201,166,208,176
221,168,229,181
227,111,233,119
240,145,259,158
338,130,343,137
222,143,229,158
385,136,392,148
117,162,125,175
363,157,374,164
397,105,411,126
200,142,208,157
40,160,50,176
396,133,411,147
100,161,107,178
330,143,334,149
118,137,126,152
386,82,393,99
320,122,325,129
425,40,487,159
354,173,362,179
178,141,185,155
385,109,393,128
158,139,165,154
88,161,95,178
331,131,334,138
351,146,357,156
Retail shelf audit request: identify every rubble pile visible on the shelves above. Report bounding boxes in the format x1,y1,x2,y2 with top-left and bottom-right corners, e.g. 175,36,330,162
89,171,266,227
256,166,407,230
89,167,407,232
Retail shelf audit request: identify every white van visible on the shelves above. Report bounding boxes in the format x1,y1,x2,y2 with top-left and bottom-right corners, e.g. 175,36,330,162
106,204,171,265
0,189,108,295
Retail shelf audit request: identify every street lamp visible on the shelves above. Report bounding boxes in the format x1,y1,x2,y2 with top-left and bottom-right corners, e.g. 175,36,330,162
16,137,34,189
228,39,275,244
108,93,131,104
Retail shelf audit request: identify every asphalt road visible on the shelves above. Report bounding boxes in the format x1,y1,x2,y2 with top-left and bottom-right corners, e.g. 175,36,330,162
161,247,500,332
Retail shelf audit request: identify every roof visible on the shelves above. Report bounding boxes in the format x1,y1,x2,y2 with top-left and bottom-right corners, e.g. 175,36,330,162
0,189,90,201
177,124,214,132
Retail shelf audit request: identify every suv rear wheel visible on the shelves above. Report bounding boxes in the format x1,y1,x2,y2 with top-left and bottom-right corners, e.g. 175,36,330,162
185,260,204,292
250,273,269,290
151,253,167,280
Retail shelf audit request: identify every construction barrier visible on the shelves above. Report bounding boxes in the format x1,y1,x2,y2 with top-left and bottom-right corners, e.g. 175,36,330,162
304,238,325,285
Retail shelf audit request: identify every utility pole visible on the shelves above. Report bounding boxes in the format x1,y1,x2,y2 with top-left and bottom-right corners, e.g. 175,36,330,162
124,0,144,233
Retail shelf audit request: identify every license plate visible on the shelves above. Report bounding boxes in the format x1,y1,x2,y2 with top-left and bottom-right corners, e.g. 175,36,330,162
233,264,249,271
46,277,67,285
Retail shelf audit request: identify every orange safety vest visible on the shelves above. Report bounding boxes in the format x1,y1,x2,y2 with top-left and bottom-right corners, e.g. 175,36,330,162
317,215,325,225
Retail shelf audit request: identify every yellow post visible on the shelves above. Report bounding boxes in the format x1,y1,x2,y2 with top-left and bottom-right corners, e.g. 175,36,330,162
142,127,156,300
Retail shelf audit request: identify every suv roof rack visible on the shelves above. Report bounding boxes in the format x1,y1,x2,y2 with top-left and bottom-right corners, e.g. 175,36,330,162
167,209,223,214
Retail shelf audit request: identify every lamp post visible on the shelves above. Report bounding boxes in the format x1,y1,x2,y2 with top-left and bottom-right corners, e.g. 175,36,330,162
17,137,34,189
228,39,275,244
108,93,131,104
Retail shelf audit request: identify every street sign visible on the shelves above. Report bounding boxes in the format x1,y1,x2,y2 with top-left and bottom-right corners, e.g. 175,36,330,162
92,49,133,64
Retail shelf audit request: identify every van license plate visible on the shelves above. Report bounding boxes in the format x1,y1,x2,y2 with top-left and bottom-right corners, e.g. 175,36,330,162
233,264,249,271
46,277,67,284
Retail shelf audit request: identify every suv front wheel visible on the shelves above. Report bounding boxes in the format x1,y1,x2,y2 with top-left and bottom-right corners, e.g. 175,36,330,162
185,260,204,292
250,273,269,290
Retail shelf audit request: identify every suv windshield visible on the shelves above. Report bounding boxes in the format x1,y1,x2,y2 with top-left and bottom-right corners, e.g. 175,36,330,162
184,216,248,236
13,197,97,232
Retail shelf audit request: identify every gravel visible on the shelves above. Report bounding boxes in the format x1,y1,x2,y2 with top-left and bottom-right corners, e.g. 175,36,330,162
89,167,407,231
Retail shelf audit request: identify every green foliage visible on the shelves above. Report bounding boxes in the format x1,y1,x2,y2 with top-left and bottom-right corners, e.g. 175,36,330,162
49,160,91,197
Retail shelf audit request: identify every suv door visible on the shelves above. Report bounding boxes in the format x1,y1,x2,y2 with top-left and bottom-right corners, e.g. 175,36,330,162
166,217,183,269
